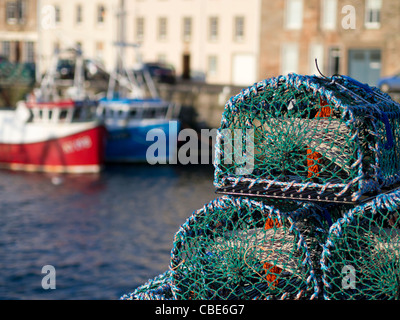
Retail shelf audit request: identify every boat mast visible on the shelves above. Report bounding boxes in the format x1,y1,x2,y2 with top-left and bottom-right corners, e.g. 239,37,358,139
107,0,129,99
107,0,159,100
39,48,60,102
117,0,125,78
74,45,85,100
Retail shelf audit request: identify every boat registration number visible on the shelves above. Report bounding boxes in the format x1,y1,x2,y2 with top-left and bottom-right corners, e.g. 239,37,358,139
62,136,93,154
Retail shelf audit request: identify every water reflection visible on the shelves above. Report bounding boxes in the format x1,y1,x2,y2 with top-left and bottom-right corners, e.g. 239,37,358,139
0,164,217,299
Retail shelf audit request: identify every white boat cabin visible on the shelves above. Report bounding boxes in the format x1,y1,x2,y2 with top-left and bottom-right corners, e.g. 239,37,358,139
19,100,99,124
96,100,178,124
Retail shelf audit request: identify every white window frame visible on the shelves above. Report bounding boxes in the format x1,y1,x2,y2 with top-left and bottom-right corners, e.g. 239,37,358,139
208,55,218,76
281,43,299,75
321,0,337,30
183,17,192,42
234,16,245,42
285,0,303,30
6,1,26,25
97,5,105,24
6,1,18,24
76,4,83,25
158,17,168,40
136,17,144,41
54,5,61,24
365,0,382,29
209,17,219,41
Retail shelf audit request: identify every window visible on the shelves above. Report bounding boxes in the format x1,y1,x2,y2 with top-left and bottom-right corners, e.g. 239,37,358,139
6,0,26,24
157,54,167,63
234,16,245,41
6,1,17,23
321,0,337,30
183,17,192,42
328,47,341,75
365,0,382,29
208,55,218,76
281,43,299,75
2,41,11,59
76,5,82,24
25,41,35,63
209,17,218,41
158,17,167,40
96,42,104,61
285,0,303,30
59,110,68,121
54,5,61,23
97,5,106,24
348,49,381,85
136,17,144,41
309,43,324,75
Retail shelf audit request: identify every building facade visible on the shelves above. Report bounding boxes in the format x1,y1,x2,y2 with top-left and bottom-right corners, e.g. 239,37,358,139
125,0,262,86
3,0,400,86
0,0,38,63
259,0,400,86
38,0,120,74
37,0,262,86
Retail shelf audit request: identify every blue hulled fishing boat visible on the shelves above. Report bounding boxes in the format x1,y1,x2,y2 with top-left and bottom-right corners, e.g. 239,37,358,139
97,95,180,163
97,0,180,163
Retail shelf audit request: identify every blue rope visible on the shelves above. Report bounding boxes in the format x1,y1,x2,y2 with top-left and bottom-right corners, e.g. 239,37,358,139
378,111,395,150
322,208,333,228
340,75,374,94
339,75,394,150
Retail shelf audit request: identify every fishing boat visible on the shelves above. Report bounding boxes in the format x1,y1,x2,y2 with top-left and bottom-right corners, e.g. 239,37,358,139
97,93,180,163
96,2,180,163
0,49,106,173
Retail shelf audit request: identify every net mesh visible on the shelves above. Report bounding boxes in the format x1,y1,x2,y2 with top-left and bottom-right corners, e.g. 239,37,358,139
168,196,326,300
121,74,400,300
214,74,400,203
321,191,400,300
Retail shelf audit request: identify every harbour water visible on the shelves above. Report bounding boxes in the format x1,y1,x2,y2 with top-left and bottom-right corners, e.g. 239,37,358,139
0,164,216,300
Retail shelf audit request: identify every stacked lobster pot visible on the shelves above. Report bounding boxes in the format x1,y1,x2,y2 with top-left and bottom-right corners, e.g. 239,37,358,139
121,73,400,300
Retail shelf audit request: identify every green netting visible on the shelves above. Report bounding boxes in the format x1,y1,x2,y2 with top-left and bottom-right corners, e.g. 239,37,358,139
321,190,400,300
122,196,347,300
121,74,400,300
122,191,400,300
168,196,329,300
214,74,400,203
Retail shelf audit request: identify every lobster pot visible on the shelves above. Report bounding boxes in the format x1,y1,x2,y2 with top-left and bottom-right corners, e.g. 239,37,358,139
169,196,339,300
321,189,400,300
214,74,400,204
120,271,174,300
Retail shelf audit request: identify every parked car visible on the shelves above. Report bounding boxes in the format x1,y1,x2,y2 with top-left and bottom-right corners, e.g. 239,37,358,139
377,73,400,92
141,62,176,84
56,59,75,79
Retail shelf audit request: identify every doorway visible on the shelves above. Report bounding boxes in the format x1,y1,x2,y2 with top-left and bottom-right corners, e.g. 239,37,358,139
348,49,381,86
182,53,190,80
